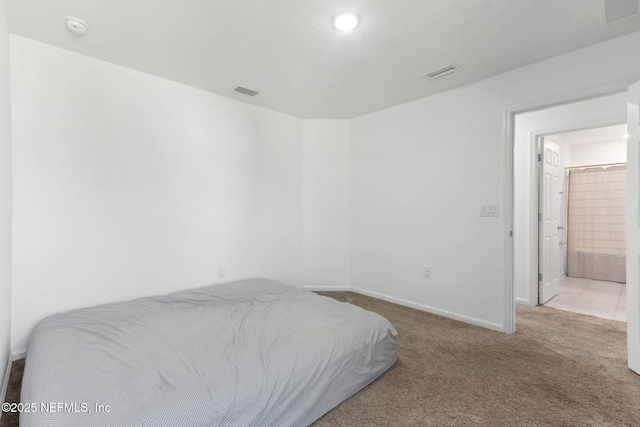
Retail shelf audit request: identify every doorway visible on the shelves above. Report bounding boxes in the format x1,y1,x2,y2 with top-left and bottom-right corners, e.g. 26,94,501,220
508,80,640,375
512,91,627,310
538,125,628,321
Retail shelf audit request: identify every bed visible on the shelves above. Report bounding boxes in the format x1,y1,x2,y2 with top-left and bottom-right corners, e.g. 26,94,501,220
20,278,398,426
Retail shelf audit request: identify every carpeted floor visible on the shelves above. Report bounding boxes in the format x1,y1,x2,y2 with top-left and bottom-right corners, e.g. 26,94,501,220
2,292,639,426
1,357,23,427
312,292,640,426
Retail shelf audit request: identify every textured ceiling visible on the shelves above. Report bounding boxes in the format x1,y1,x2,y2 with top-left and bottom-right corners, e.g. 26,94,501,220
6,0,640,119
552,124,629,146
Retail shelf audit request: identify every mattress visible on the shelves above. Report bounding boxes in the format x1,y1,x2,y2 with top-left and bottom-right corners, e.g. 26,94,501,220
20,279,398,426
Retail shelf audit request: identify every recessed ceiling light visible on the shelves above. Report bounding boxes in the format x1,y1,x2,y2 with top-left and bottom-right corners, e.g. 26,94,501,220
333,12,361,32
64,16,89,34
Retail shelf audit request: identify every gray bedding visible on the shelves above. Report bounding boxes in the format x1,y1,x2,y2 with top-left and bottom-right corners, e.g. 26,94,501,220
20,279,398,426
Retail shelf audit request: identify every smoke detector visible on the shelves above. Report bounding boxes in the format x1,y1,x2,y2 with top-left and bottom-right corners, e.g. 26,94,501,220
64,16,90,34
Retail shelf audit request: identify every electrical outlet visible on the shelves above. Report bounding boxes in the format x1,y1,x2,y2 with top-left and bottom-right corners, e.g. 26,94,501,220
423,266,431,278
218,266,226,278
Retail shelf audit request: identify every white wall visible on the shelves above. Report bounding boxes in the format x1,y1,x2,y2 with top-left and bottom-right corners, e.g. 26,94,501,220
8,28,640,350
570,139,627,166
0,0,12,400
351,31,640,331
10,36,305,350
513,93,626,305
302,120,351,289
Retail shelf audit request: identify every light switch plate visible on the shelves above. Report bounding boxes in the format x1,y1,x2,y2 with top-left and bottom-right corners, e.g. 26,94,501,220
480,204,499,217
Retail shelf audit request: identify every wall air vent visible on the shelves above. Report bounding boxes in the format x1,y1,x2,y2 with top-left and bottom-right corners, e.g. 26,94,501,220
234,86,259,96
421,63,459,81
598,0,639,26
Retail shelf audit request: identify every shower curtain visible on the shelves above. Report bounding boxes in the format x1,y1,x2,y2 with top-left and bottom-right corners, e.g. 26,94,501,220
567,164,626,283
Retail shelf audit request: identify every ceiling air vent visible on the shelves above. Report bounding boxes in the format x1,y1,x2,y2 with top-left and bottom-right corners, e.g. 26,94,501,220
598,0,639,26
234,86,259,96
421,63,459,81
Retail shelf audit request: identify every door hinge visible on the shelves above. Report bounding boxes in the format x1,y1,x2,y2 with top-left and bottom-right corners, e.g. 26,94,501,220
538,273,543,282
538,213,542,221
509,230,513,237
538,154,543,162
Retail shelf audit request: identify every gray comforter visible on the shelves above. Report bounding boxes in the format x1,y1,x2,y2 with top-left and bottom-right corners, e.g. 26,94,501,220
20,279,397,426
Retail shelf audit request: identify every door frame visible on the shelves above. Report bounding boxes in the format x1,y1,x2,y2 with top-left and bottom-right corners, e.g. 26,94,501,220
503,77,637,334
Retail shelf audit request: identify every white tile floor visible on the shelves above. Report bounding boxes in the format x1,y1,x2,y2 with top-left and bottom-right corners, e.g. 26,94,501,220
543,276,626,322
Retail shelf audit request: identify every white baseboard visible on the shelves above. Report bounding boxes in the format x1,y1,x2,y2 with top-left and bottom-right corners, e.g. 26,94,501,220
12,348,27,360
351,287,505,332
515,297,534,306
304,286,351,292
306,285,506,332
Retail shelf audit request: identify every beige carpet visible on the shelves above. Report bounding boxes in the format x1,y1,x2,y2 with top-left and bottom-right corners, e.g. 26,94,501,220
2,292,639,426
312,292,640,426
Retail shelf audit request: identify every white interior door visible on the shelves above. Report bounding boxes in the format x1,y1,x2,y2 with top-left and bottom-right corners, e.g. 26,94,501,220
627,80,640,375
539,140,562,304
